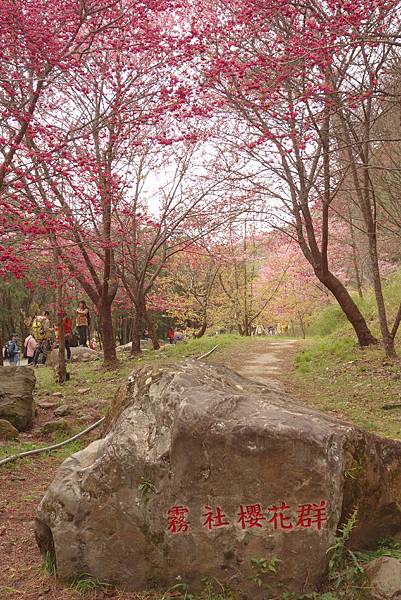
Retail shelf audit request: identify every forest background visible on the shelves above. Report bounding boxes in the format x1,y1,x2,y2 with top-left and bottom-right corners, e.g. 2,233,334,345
2,0,401,371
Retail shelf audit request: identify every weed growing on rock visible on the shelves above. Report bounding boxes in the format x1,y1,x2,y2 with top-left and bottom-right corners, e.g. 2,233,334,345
138,476,156,497
250,556,281,588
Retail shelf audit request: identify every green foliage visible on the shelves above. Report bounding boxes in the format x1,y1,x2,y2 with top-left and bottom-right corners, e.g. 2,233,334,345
355,537,401,562
41,550,56,576
327,510,358,577
307,268,401,341
161,578,234,600
307,303,349,338
71,573,112,594
250,557,280,588
199,577,235,600
295,337,355,374
138,476,156,497
152,333,245,362
325,510,367,595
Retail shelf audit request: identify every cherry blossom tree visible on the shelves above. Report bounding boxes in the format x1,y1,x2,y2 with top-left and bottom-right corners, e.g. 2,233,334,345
1,0,198,364
194,0,401,350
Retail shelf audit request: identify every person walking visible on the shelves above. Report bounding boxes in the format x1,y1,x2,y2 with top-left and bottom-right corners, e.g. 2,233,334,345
32,313,51,367
167,327,175,345
63,314,73,360
6,334,19,365
24,334,37,365
76,301,90,347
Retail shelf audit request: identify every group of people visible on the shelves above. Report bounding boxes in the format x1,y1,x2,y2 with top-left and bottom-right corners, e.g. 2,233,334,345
166,327,184,344
3,301,93,367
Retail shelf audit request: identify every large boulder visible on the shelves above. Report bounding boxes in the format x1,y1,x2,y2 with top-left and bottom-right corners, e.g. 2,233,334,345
0,366,35,431
35,361,401,598
365,557,401,600
47,347,99,366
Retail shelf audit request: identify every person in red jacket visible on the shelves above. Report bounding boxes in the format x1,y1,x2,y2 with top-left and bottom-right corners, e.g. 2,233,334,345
55,314,73,360
167,327,175,344
63,315,73,360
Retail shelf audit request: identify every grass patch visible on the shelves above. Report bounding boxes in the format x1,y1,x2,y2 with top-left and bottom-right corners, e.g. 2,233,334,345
132,333,251,365
289,333,401,439
290,270,401,439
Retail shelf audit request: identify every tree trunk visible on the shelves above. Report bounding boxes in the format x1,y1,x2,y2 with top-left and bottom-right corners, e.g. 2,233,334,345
194,318,207,338
131,304,143,355
0,327,3,366
319,270,377,347
95,319,103,350
348,209,363,298
99,301,116,364
145,310,160,350
298,312,306,339
56,286,68,384
369,251,397,358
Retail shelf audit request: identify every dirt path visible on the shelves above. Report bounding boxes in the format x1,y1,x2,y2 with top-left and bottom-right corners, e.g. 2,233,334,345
214,337,301,392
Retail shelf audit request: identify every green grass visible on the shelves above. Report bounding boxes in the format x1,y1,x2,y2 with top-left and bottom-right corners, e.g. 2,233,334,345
291,334,401,438
132,333,249,364
0,434,86,463
291,270,401,439
308,269,401,340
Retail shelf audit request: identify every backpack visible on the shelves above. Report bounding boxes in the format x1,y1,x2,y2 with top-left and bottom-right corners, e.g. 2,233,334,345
32,318,46,341
3,344,9,360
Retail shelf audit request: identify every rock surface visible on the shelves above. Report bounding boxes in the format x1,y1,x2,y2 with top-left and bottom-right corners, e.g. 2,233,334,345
116,339,155,352
35,361,401,598
0,418,19,440
0,366,35,431
41,419,71,436
47,347,99,366
37,401,59,409
70,347,99,362
54,405,70,417
365,557,401,600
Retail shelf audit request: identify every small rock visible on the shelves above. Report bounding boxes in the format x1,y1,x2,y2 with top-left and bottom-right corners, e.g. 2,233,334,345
52,392,63,398
0,419,19,440
54,404,71,417
77,387,91,394
365,556,401,599
42,419,71,435
37,401,59,409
